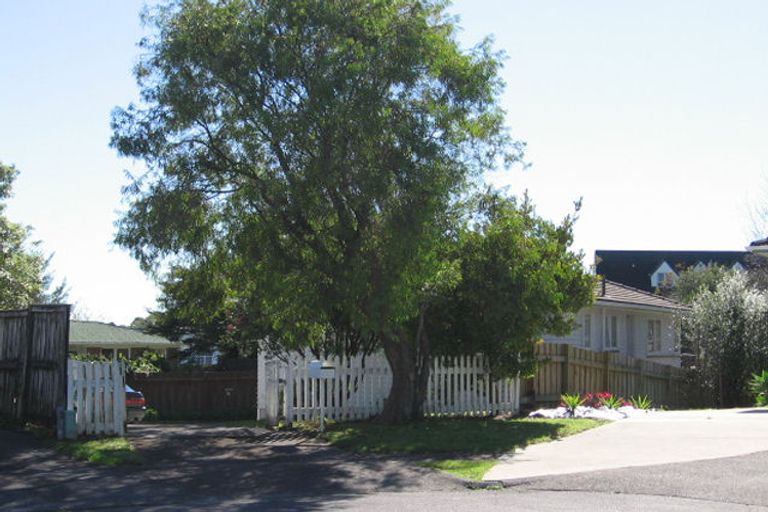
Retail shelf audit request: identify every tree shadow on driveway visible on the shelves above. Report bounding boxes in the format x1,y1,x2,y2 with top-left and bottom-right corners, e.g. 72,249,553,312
0,424,462,511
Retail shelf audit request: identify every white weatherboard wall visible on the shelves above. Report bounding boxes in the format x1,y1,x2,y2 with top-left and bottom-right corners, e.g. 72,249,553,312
67,360,126,436
257,351,520,424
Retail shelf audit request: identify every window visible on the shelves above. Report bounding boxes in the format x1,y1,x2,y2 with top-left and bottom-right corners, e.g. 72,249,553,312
582,314,591,348
605,315,618,349
647,319,662,352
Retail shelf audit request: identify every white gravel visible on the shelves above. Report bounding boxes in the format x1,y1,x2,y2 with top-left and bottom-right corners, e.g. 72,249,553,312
528,405,654,421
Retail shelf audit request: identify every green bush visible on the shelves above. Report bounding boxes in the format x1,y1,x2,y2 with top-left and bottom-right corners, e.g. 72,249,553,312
598,393,625,410
560,393,584,416
749,370,768,407
630,395,653,410
143,408,159,421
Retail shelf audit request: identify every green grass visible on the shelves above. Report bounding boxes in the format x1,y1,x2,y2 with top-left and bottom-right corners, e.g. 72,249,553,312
55,437,143,466
418,459,498,481
321,417,603,455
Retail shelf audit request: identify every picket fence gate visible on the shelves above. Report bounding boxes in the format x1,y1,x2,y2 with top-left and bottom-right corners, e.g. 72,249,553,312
257,351,520,424
67,360,126,436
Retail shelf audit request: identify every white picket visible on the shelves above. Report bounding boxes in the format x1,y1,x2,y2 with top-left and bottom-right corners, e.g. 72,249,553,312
66,360,126,437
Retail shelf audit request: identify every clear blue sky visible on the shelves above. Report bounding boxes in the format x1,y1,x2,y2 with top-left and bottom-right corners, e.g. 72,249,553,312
1,1,767,324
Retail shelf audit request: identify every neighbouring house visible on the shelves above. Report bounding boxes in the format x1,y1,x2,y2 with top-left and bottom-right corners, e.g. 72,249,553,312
69,320,180,360
542,279,687,366
595,250,749,293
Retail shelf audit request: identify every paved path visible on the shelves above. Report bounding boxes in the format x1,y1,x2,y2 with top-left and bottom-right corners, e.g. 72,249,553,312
485,408,768,481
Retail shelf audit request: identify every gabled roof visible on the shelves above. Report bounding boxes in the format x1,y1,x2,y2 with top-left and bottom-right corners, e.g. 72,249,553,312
596,279,687,311
69,320,177,348
595,250,749,292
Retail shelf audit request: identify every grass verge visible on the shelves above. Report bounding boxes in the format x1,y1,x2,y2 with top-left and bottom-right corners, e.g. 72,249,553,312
319,417,604,481
418,459,498,481
321,417,603,455
54,437,143,466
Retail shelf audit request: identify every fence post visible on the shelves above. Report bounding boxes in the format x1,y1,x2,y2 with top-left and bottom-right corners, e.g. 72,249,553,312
257,351,266,421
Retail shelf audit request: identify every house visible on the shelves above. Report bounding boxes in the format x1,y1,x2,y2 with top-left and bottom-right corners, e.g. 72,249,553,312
69,320,180,360
595,250,749,293
542,279,687,366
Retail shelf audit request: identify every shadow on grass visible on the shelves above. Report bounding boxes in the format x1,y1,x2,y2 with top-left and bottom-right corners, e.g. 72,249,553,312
323,417,603,455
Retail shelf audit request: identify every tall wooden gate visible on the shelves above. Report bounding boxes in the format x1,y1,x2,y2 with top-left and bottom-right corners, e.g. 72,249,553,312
0,305,70,423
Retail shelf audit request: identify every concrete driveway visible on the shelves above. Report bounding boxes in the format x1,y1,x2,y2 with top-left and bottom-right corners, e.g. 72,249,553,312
485,408,768,481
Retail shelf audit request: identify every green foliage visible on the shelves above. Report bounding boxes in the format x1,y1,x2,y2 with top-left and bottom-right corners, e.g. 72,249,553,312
321,417,604,455
560,393,585,415
598,393,624,410
143,408,159,421
428,193,595,378
749,370,768,407
681,273,768,407
69,350,164,375
630,395,653,410
0,162,45,309
671,265,731,304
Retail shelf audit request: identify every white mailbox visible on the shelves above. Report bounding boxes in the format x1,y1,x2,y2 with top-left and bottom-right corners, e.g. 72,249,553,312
308,360,336,379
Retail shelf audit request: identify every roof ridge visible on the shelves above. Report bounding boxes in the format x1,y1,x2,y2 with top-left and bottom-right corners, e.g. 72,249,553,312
602,279,687,307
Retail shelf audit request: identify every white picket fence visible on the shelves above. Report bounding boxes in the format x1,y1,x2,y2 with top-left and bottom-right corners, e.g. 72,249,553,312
67,360,126,436
257,351,520,424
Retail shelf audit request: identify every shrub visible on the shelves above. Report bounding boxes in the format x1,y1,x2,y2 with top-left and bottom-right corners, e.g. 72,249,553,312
583,392,612,408
143,408,159,422
749,370,768,407
560,393,584,416
630,395,653,410
598,393,625,410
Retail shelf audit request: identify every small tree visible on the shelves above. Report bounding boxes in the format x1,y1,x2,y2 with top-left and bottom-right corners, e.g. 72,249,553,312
682,272,768,407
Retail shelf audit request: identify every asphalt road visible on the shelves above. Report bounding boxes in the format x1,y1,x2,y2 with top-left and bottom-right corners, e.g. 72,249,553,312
2,423,768,511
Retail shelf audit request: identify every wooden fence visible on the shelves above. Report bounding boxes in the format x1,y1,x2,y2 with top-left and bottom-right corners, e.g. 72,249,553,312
67,360,126,436
127,370,258,420
259,351,520,424
0,305,70,423
523,343,686,408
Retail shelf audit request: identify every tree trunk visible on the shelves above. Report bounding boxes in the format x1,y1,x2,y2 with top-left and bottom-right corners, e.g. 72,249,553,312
376,310,431,424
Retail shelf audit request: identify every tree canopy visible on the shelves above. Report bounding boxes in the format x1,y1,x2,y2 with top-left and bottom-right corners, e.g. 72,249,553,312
112,0,592,422
0,162,67,309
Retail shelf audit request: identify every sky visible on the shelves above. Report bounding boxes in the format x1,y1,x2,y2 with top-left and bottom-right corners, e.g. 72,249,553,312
1,1,767,325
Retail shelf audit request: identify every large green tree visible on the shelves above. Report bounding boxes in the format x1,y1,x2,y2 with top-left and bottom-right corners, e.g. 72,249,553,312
112,0,591,422
0,162,47,309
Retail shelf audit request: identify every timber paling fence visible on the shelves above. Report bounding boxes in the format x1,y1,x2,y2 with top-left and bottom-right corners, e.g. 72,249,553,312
0,305,70,423
127,370,258,420
257,351,520,424
524,343,686,408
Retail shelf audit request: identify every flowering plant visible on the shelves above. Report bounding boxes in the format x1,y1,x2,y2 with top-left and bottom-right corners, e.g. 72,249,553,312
582,392,612,408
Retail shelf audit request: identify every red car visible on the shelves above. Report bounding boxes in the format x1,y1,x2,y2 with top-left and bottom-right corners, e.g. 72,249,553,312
125,385,147,422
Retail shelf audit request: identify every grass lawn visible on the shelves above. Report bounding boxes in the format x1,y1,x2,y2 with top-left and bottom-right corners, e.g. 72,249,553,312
54,437,143,466
322,417,603,455
320,417,604,481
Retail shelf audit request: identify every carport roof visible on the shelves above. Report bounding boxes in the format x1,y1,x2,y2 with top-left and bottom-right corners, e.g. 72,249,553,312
69,320,178,348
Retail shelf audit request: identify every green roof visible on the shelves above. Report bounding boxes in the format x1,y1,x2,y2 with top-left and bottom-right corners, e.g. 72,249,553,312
69,320,178,348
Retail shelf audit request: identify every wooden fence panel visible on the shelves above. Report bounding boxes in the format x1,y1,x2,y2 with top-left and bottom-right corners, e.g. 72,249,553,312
127,370,258,420
67,360,125,436
524,343,686,408
0,305,69,423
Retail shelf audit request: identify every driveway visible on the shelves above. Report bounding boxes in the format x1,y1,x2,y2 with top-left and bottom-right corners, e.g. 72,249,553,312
485,408,768,481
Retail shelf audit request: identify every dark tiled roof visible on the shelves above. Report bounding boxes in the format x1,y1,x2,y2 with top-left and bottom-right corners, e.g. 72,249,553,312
595,250,749,292
69,320,178,348
597,280,686,310
750,238,768,247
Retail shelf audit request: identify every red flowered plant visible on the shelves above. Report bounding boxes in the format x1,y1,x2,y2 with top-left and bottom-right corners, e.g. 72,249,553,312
582,391,630,409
